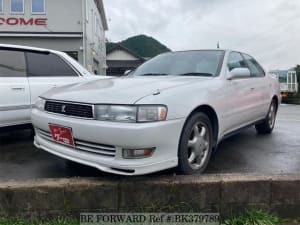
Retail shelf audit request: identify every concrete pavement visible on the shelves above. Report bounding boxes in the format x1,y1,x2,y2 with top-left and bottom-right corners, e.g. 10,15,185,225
0,104,299,181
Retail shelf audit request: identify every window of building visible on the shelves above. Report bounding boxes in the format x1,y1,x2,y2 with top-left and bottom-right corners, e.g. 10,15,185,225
107,67,134,77
0,0,3,14
31,0,45,14
11,0,24,14
26,52,78,77
0,50,26,77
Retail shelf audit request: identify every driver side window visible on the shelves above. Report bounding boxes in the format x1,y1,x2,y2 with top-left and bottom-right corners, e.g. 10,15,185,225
227,52,247,71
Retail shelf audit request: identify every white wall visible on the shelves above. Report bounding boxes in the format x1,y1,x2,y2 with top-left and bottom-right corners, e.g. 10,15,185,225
84,0,106,75
107,50,140,61
0,0,83,32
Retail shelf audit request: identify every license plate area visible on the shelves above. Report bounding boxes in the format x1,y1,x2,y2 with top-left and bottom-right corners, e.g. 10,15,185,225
49,124,75,147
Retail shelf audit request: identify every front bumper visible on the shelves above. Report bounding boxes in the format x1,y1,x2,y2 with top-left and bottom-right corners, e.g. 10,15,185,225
32,109,185,175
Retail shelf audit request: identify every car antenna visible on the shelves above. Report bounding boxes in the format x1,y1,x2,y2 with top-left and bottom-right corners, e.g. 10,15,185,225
217,41,220,49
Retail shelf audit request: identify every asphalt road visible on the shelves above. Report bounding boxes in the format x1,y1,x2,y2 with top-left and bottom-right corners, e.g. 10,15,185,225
0,104,299,181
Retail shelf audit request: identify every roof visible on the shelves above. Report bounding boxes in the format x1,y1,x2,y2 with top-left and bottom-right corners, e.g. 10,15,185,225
0,43,53,53
94,0,108,31
106,43,146,61
0,44,91,76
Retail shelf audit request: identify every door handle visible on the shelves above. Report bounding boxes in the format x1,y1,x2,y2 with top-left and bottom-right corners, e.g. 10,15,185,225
250,87,255,91
11,87,25,91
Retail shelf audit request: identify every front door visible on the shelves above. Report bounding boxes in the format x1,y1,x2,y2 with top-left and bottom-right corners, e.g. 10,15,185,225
0,49,31,127
242,53,270,119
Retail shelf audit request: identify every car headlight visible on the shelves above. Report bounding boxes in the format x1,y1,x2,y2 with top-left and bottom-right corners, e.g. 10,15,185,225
137,105,167,122
34,97,46,111
95,105,137,123
94,105,167,123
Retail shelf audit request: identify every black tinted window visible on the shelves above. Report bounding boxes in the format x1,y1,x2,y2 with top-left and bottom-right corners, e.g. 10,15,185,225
26,52,78,77
0,50,26,77
243,54,265,77
227,52,247,71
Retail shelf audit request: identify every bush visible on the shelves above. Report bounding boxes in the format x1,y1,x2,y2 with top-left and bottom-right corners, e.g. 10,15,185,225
222,209,279,225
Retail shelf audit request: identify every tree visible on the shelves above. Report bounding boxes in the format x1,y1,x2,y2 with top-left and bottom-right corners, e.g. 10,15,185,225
295,64,300,76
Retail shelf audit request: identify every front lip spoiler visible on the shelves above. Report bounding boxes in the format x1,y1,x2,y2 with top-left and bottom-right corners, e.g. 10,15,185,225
34,137,178,176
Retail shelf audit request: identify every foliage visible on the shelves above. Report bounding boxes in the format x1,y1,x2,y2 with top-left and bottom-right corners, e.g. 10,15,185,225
0,217,78,225
106,34,171,58
294,64,300,76
106,42,118,53
222,209,279,225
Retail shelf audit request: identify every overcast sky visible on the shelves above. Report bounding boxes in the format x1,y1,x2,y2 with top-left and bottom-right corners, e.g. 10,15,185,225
103,0,300,70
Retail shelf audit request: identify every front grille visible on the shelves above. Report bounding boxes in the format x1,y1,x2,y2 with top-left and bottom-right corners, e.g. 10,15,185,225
45,101,94,119
36,128,116,158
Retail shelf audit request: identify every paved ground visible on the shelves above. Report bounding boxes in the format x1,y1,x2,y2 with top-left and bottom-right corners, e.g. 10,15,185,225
0,104,299,181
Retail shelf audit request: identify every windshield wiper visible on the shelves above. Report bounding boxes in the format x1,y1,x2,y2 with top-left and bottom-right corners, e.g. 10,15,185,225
139,73,169,76
178,72,213,77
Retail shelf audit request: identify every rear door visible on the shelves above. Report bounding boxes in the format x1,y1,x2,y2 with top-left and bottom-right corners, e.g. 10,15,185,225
26,52,83,105
0,49,31,127
242,53,270,119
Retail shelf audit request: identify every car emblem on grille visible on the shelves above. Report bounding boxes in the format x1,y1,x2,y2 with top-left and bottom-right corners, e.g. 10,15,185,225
61,105,67,113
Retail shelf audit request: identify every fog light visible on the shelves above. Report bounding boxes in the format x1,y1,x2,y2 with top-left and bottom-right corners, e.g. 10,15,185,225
123,148,155,159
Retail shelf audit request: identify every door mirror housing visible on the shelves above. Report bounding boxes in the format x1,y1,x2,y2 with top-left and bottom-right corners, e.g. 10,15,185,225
124,70,132,76
228,68,251,80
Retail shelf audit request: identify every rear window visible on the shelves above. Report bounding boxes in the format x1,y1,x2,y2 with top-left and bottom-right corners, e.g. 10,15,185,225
0,50,26,77
26,52,78,77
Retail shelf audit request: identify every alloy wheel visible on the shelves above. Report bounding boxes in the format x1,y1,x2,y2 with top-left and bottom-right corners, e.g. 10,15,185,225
268,102,276,128
187,122,210,170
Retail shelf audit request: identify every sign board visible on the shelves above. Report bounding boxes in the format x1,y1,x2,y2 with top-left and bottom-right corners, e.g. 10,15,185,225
0,17,47,26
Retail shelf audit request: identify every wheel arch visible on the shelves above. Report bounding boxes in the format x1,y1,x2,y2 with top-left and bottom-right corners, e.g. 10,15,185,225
271,95,280,114
272,95,279,107
184,104,219,147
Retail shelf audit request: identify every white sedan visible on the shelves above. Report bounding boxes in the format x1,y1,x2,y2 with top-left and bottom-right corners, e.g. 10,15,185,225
32,50,280,175
0,44,100,130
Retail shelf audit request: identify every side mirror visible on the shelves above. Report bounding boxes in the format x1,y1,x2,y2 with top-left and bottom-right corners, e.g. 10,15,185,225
124,70,132,76
227,68,251,80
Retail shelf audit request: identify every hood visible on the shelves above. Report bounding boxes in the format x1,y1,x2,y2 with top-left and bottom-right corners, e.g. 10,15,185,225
42,76,212,104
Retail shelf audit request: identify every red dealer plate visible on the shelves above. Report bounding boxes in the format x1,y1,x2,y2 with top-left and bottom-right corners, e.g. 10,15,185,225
49,124,75,147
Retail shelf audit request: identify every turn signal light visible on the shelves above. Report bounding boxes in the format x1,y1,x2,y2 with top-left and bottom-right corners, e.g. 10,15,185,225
122,148,155,159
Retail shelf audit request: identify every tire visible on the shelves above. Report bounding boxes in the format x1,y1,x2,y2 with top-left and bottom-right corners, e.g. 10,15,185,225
178,112,213,175
255,100,277,134
29,127,35,138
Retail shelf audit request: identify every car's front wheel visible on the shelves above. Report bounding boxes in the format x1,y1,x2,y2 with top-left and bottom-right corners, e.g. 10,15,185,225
255,100,277,134
178,112,213,175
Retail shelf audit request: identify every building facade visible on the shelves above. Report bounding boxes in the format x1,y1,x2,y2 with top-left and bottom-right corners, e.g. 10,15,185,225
0,0,108,74
106,44,146,76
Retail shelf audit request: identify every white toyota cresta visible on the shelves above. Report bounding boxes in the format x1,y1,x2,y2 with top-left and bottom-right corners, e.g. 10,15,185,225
0,44,100,130
32,50,281,175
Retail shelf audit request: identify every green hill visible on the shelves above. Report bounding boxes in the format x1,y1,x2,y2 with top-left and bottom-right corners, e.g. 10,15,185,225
106,34,171,58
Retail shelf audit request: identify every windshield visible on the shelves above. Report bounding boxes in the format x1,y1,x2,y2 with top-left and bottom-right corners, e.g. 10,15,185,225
132,50,224,77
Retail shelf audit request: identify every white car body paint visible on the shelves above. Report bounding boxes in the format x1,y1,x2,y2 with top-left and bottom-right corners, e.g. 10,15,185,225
0,44,106,128
31,50,281,175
